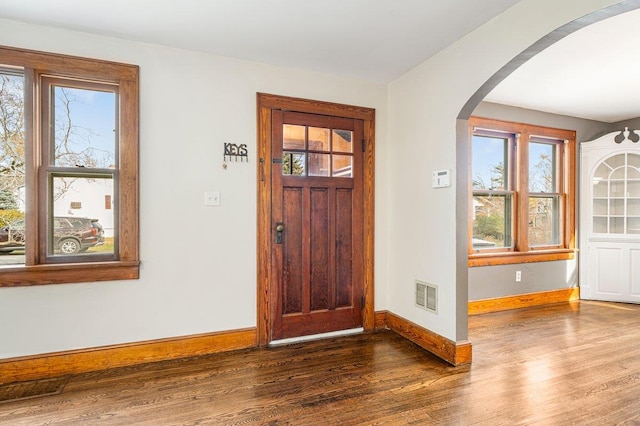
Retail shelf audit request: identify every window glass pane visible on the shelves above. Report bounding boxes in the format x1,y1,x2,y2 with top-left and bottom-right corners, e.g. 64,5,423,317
611,181,625,197
529,142,556,193
308,127,329,152
529,196,560,247
611,166,626,179
308,153,329,176
605,154,626,170
593,178,608,198
0,72,26,265
333,129,353,153
610,217,625,234
472,135,508,190
332,155,353,177
283,125,305,150
283,152,305,176
629,179,640,197
628,153,640,169
53,86,116,169
472,194,512,249
593,217,607,233
628,217,640,234
50,176,113,256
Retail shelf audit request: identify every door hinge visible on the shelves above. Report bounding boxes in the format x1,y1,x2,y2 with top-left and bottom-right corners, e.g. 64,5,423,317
362,139,366,152
361,296,365,308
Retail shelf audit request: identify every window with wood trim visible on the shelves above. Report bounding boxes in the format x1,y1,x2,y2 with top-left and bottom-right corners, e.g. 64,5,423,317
468,117,576,267
0,45,139,286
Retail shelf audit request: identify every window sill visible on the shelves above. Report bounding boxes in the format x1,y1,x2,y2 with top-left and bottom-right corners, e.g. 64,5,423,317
0,261,140,287
468,249,576,267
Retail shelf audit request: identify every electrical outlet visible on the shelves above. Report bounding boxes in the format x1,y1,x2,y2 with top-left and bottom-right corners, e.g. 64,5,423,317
515,270,522,282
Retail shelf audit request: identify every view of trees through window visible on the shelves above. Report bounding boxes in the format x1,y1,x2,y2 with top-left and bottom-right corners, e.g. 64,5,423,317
0,73,25,229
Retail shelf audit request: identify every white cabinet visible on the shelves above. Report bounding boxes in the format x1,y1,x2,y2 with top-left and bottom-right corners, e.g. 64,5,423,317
580,130,640,302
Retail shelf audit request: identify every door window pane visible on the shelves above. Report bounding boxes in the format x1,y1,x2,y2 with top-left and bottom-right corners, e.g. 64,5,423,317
333,129,353,153
283,125,305,150
332,155,353,177
308,153,330,176
472,135,509,190
52,86,116,169
529,196,560,247
308,127,329,151
283,152,305,176
529,142,556,192
51,176,113,256
472,194,512,249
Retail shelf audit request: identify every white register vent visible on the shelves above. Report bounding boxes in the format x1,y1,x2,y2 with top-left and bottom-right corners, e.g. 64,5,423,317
415,280,438,314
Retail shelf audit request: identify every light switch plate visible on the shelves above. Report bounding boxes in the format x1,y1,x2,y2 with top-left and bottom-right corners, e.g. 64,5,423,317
204,191,221,206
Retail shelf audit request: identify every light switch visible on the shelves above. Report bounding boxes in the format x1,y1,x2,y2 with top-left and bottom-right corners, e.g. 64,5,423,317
204,191,221,206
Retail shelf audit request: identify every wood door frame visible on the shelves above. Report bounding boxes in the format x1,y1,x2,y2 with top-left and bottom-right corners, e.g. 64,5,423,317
256,93,375,346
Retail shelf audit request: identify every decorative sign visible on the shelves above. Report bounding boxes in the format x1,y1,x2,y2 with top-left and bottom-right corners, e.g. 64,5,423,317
224,143,249,162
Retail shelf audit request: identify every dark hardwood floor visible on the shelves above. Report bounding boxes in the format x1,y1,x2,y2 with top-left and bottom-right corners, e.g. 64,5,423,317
2,301,640,425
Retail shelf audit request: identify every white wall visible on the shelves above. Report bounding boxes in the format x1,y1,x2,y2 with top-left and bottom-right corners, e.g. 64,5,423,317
387,0,623,342
0,19,389,358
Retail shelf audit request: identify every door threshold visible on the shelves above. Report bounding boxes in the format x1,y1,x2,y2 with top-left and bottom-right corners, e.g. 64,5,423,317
269,327,364,346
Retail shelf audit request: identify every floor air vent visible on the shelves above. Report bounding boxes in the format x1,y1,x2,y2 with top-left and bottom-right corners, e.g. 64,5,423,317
415,280,437,314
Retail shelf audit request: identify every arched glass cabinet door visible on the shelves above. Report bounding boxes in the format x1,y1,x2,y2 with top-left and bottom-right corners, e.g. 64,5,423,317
592,153,640,234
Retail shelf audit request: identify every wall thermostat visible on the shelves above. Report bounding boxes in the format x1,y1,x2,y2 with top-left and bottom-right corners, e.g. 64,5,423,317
432,169,451,188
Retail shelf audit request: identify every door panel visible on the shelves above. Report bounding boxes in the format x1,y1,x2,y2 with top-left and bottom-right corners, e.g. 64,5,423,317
595,246,622,296
271,110,364,340
630,248,640,297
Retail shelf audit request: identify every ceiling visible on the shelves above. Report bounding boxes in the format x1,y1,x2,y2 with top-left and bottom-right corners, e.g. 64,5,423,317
0,1,637,123
0,0,521,83
485,7,640,123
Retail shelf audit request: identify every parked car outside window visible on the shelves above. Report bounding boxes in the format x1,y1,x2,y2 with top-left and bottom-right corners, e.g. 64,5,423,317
0,216,105,254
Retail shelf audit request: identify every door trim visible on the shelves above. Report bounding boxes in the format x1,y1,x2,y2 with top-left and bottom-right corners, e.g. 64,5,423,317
256,93,375,346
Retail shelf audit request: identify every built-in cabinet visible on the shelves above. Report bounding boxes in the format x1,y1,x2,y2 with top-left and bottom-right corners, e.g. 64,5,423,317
580,130,640,303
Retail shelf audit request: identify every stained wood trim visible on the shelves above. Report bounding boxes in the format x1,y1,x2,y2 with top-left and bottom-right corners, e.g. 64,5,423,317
0,261,139,287
0,328,256,385
382,311,472,366
256,93,375,345
0,45,139,82
257,93,374,121
469,249,575,267
374,311,387,329
362,117,376,330
468,287,580,315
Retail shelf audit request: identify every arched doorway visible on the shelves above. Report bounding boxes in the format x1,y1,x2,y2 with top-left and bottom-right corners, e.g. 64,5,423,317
455,0,640,331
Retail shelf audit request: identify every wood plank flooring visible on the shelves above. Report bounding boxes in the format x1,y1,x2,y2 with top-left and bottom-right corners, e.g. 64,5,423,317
2,301,640,425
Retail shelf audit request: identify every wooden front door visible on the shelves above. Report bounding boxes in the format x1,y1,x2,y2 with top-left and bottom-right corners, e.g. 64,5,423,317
257,93,375,345
269,110,364,340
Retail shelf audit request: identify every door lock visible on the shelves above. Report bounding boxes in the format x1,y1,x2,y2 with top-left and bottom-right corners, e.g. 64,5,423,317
275,222,284,244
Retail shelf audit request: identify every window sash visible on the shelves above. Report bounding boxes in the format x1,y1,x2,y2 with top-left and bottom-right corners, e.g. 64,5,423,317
472,191,514,251
528,194,563,248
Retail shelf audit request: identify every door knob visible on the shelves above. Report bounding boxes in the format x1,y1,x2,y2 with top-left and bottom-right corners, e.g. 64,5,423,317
275,223,284,244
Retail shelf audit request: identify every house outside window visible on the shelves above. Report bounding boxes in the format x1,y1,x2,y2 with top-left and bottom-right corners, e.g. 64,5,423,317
468,117,576,267
0,45,139,286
